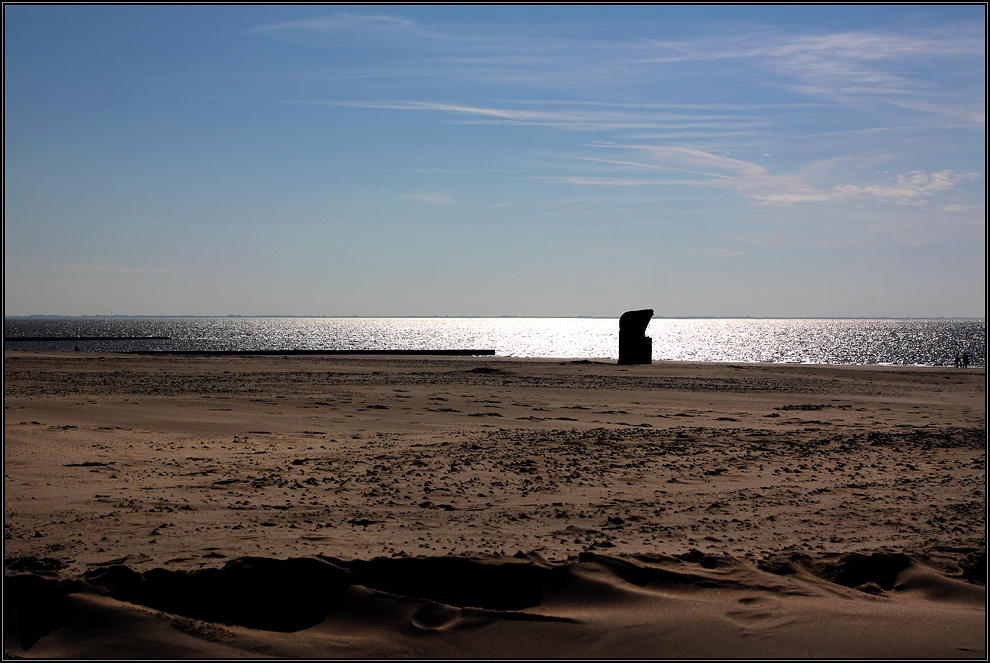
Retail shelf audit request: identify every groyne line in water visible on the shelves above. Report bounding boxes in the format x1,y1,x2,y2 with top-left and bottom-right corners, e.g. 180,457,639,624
131,349,497,356
5,336,171,342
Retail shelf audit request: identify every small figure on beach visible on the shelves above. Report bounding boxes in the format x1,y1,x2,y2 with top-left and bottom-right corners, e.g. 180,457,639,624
955,353,961,368
962,352,969,368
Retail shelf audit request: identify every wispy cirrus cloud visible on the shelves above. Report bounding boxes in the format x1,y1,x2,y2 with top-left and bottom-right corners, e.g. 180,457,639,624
567,155,736,180
883,99,985,127
683,246,746,257
400,193,454,205
561,144,801,194
266,10,983,192
556,177,717,187
748,169,983,206
942,204,976,213
291,99,769,135
265,14,982,216
561,144,983,208
249,14,425,44
635,146,768,179
649,29,984,99
832,170,982,202
260,14,983,129
57,264,172,274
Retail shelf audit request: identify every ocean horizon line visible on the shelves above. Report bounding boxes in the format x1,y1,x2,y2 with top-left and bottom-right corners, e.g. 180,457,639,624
4,314,986,321
5,316,983,366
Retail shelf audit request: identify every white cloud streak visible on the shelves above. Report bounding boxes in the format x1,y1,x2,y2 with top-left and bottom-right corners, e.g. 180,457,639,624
567,145,983,208
265,14,983,213
259,15,984,121
832,170,982,202
649,29,985,107
57,264,172,274
249,14,423,42
683,247,746,257
295,100,767,134
400,193,454,205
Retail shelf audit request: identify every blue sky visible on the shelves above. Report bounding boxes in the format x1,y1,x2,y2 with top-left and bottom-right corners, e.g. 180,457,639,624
4,5,985,317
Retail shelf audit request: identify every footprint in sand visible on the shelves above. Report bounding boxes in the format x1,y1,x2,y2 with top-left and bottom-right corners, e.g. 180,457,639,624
724,595,791,630
410,602,463,630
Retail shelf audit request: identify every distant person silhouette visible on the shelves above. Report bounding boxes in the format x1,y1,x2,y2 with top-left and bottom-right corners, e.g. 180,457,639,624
955,353,961,368
962,352,969,368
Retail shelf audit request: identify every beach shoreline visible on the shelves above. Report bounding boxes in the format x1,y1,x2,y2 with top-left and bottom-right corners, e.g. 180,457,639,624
4,350,985,657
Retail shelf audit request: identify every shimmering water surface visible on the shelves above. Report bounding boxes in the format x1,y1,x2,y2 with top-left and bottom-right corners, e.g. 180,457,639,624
3,317,985,367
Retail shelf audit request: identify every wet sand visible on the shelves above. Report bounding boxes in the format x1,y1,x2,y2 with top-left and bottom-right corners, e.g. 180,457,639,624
4,350,986,658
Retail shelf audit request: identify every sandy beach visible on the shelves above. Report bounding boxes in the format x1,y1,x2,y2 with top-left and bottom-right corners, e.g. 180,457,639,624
4,350,985,658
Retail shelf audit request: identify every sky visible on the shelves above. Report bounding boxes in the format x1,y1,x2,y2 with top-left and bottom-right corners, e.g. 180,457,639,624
3,5,986,318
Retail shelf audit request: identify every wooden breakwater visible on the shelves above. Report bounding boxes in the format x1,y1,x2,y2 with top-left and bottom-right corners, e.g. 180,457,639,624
132,349,497,356
4,337,496,356
4,336,171,342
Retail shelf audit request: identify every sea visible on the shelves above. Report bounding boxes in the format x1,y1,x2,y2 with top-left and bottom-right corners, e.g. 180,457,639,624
3,317,985,367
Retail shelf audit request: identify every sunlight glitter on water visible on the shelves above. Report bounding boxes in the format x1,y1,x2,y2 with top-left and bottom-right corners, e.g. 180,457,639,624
3,317,985,366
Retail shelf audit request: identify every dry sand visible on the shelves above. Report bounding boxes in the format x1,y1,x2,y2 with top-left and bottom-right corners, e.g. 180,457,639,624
4,350,986,658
